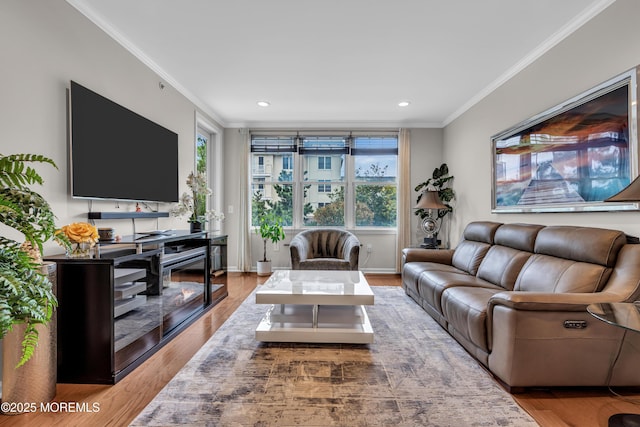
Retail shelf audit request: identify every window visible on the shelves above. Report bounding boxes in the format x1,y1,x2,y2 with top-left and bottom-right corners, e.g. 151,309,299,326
352,137,398,227
318,180,331,193
282,155,293,170
318,156,331,170
250,133,397,228
195,130,209,219
250,137,296,226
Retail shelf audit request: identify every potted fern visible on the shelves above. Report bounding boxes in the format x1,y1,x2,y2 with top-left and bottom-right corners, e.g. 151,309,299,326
256,211,285,276
0,153,67,411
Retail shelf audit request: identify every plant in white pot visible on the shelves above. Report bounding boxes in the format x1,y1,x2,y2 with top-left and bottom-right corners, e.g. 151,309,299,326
256,211,285,276
0,153,68,412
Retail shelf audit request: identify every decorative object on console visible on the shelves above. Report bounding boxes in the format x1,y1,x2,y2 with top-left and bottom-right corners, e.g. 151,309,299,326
171,171,224,232
256,210,285,276
414,163,454,248
492,66,639,213
0,153,65,412
57,222,99,258
98,227,115,241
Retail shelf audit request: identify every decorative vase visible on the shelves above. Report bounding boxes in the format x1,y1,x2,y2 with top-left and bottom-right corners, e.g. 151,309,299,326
2,262,57,414
66,242,92,258
190,221,203,233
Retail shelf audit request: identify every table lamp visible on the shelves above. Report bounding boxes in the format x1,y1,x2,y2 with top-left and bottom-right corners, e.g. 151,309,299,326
414,190,447,248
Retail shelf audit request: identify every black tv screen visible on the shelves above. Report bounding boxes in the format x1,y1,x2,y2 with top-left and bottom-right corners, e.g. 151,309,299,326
69,80,179,203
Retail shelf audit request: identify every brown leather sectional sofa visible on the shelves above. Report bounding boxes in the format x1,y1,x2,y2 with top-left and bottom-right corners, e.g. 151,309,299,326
402,221,640,391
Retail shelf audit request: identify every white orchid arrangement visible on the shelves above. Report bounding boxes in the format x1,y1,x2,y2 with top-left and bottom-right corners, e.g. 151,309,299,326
171,171,224,223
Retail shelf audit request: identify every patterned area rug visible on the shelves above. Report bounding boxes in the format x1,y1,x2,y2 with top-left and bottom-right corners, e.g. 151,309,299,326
131,286,538,426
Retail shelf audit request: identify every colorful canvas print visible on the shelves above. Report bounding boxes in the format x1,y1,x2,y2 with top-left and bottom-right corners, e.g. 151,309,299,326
492,70,637,213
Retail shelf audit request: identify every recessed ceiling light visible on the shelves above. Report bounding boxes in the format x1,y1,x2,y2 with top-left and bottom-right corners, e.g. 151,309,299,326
257,101,271,107
398,101,410,107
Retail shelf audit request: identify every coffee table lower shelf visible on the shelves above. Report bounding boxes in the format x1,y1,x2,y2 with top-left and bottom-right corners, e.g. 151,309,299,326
255,303,374,344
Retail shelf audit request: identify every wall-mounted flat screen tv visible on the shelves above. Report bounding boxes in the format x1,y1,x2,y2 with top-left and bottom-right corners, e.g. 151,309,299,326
69,80,179,203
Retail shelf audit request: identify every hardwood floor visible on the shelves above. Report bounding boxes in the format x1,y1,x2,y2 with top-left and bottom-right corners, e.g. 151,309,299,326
1,273,638,426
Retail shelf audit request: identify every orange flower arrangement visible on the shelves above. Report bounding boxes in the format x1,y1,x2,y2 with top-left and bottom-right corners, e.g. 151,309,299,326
57,222,99,245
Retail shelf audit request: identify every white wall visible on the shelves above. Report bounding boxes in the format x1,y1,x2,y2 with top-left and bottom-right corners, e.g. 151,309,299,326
444,0,640,245
0,0,221,254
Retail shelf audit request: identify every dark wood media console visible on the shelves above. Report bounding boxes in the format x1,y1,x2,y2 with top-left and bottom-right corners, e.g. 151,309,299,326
45,231,228,384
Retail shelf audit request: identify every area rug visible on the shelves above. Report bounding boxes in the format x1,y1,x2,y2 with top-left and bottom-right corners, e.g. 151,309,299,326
131,286,538,426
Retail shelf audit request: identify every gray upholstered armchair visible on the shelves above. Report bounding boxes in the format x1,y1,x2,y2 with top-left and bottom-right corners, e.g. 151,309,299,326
289,229,360,270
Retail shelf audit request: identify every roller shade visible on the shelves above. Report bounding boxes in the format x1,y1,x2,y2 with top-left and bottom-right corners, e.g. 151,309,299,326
351,136,398,155
250,136,297,153
299,136,350,155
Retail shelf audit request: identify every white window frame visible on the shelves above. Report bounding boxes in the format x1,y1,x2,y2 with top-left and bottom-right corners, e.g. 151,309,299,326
249,132,397,230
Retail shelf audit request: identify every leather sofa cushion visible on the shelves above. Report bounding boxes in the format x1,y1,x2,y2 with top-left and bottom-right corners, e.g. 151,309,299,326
403,262,457,296
441,286,502,353
534,226,626,267
462,221,502,243
515,254,611,293
477,245,533,290
494,223,544,252
451,222,501,275
417,269,501,314
452,241,491,275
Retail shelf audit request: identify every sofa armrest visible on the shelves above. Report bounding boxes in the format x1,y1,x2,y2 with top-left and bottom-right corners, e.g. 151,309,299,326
488,291,626,313
402,247,454,265
486,290,629,354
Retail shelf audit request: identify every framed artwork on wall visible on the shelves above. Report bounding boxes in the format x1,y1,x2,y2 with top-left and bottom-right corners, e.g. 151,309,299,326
491,66,639,213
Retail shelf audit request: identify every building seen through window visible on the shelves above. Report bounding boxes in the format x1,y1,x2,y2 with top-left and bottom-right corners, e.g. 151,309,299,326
250,134,397,228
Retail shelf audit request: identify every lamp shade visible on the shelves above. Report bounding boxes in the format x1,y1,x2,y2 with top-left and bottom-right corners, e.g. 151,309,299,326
605,176,640,202
414,190,447,210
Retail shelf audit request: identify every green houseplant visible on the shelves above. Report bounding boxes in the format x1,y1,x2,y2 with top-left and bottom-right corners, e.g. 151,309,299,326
256,210,285,276
171,171,224,232
0,153,66,366
414,163,455,220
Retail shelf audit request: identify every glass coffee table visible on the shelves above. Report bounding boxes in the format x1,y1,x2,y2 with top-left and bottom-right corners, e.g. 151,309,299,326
255,270,374,343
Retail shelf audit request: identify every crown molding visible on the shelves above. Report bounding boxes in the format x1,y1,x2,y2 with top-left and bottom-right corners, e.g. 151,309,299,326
442,0,616,127
65,0,229,127
226,119,443,129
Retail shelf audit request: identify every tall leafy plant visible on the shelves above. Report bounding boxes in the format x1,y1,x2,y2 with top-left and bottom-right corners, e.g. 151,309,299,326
0,153,65,366
256,211,285,262
414,163,455,220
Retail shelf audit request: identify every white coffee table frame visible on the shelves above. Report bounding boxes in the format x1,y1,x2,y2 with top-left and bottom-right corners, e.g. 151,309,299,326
255,270,374,344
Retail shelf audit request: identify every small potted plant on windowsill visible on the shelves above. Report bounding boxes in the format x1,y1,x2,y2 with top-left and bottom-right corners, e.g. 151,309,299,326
256,211,285,276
